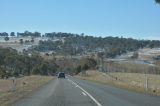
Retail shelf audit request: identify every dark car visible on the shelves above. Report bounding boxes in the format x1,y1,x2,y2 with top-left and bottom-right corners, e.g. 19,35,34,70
58,72,65,78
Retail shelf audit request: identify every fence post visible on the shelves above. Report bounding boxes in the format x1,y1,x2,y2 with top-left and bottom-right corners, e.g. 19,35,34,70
11,77,16,92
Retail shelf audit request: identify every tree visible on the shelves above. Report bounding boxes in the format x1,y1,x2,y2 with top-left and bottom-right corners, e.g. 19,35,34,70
45,53,49,56
19,39,23,44
80,58,97,70
131,52,139,59
31,38,34,43
25,40,30,44
24,30,31,36
82,64,89,70
155,0,160,4
0,67,6,79
0,47,59,77
13,70,19,77
0,32,9,37
39,63,48,75
32,65,40,75
75,65,82,74
31,32,160,58
4,37,9,41
149,43,154,49
34,32,41,37
10,32,15,37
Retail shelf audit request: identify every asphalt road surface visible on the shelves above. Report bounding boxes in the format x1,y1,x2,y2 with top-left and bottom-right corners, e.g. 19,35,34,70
12,76,160,106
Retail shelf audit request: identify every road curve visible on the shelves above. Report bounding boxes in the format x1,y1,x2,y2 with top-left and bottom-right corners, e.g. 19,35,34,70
12,76,160,106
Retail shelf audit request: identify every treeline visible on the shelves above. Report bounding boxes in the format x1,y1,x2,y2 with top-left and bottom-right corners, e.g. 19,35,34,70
33,34,160,58
0,31,41,37
55,57,97,75
17,31,41,37
37,40,63,52
0,32,9,37
1,31,160,58
0,31,84,38
0,48,58,78
0,31,75,37
44,32,78,38
0,47,97,78
75,58,97,74
0,32,15,37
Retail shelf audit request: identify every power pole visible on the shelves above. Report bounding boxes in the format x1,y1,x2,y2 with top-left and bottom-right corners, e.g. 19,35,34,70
101,57,104,72
145,73,148,92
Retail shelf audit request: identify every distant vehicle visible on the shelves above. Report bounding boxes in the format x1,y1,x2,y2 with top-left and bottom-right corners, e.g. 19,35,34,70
58,72,65,78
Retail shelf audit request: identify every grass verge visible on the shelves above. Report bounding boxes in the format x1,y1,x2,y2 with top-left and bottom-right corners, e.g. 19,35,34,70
76,70,160,96
0,75,53,106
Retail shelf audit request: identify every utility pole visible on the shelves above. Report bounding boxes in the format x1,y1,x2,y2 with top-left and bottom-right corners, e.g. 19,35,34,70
145,66,152,93
145,72,148,92
101,56,104,72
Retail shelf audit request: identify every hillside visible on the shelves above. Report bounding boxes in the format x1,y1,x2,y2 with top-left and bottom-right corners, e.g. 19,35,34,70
1,32,160,78
31,33,160,58
1,31,160,58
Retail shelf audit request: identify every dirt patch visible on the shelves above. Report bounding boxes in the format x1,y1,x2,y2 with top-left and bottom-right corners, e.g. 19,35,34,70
0,76,53,106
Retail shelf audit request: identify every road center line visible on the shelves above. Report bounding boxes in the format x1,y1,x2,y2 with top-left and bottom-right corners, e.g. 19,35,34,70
67,79,102,106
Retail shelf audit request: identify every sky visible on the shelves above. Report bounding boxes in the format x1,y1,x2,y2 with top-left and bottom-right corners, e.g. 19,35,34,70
0,0,160,40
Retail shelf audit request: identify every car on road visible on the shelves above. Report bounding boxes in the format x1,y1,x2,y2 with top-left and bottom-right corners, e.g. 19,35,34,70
58,72,65,78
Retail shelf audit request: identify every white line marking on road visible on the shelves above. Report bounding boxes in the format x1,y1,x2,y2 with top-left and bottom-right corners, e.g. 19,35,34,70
82,92,87,96
67,79,102,106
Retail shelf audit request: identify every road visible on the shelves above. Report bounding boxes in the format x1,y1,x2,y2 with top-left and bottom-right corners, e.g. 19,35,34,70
12,76,160,106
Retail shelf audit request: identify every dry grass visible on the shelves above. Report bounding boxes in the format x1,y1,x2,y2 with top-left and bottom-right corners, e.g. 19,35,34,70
77,70,160,96
0,75,53,106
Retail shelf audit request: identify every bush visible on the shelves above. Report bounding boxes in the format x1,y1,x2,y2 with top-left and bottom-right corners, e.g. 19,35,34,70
4,37,9,41
13,70,19,77
131,52,139,59
82,64,89,70
0,67,6,79
80,58,97,69
75,65,82,74
32,66,40,75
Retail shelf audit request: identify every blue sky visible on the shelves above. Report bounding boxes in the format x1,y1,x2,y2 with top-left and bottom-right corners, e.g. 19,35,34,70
0,0,160,40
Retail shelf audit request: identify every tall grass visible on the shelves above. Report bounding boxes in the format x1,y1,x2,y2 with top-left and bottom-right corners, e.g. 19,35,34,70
104,61,160,74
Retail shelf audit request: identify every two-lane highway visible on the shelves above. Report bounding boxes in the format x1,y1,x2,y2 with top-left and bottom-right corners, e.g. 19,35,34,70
12,76,160,106
12,77,97,106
